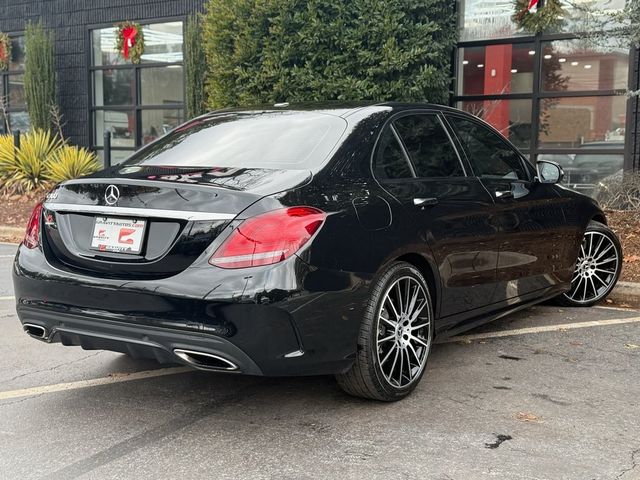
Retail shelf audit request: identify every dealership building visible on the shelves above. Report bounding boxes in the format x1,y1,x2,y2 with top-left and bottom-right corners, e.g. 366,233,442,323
0,0,638,188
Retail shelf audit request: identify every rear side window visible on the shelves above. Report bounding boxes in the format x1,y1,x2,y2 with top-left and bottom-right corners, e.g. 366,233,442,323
393,115,464,178
447,116,527,180
122,111,347,170
373,127,414,180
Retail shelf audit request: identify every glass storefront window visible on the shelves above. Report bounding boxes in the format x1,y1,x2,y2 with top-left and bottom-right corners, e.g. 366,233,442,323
8,74,25,107
458,99,533,149
8,112,30,132
460,0,525,41
141,22,183,64
141,109,183,145
93,69,135,106
459,43,535,95
94,110,136,148
140,67,184,105
90,22,184,155
92,28,126,67
541,40,629,92
10,36,25,71
560,0,627,33
538,96,627,149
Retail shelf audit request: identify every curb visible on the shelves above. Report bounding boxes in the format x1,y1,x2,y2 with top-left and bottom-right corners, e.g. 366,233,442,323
608,282,640,309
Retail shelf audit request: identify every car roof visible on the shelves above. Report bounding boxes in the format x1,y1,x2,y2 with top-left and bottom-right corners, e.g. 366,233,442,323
202,101,459,119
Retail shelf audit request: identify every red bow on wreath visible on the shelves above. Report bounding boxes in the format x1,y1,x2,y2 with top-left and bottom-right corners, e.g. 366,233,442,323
121,26,138,60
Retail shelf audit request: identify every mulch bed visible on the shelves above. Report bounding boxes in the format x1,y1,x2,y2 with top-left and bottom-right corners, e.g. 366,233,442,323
1,195,638,283
606,210,640,284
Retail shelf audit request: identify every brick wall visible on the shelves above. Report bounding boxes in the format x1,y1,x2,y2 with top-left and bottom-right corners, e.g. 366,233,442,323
0,0,206,148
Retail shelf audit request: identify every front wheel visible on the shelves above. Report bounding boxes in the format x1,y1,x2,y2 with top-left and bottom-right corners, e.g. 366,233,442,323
336,262,434,401
557,221,623,307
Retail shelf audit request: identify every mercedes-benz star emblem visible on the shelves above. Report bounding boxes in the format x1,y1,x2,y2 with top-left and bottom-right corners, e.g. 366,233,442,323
104,185,120,205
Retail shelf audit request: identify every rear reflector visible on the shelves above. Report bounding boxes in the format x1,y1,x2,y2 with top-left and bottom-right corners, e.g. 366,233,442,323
23,203,43,249
209,207,326,269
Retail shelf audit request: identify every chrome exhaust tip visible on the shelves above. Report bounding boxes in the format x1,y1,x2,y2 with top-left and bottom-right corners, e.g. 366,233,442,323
23,323,47,340
173,349,239,372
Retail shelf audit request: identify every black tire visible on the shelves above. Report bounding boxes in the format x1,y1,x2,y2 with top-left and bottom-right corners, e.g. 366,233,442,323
336,261,434,401
556,220,623,307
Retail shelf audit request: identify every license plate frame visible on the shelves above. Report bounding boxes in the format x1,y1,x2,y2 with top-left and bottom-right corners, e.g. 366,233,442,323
90,217,147,255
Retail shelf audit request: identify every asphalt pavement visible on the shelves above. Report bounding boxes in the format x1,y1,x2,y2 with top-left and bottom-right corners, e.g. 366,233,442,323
0,242,639,480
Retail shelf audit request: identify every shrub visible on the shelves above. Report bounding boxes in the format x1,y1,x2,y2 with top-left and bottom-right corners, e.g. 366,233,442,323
47,144,101,183
202,0,457,108
185,15,208,118
24,21,57,131
0,134,14,184
0,129,61,193
596,172,640,211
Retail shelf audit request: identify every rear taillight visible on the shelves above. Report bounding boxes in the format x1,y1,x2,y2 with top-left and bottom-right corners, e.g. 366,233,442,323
210,207,326,269
23,203,43,249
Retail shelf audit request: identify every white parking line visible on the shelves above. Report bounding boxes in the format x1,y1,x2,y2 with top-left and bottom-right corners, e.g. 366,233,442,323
0,367,191,401
0,255,15,258
444,316,640,343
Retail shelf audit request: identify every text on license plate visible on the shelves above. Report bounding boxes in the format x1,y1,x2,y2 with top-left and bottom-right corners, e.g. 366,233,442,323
91,217,146,254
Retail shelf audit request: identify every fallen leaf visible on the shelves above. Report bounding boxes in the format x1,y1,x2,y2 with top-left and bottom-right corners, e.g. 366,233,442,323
626,255,640,263
625,344,640,349
516,412,540,422
569,341,583,346
605,298,614,304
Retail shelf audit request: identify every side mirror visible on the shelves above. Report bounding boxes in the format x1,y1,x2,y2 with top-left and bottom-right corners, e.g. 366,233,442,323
536,160,564,185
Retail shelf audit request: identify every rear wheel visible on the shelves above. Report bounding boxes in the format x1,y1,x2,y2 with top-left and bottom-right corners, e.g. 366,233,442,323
557,221,622,307
336,262,434,401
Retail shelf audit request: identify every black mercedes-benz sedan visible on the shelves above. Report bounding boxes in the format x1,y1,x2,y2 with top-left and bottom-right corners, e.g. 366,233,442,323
13,103,623,401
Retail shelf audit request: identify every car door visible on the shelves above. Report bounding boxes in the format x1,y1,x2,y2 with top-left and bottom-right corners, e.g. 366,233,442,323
373,111,501,321
444,113,569,301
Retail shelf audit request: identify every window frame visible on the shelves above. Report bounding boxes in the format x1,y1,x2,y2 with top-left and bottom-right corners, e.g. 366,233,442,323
86,18,187,161
371,110,470,184
0,34,28,134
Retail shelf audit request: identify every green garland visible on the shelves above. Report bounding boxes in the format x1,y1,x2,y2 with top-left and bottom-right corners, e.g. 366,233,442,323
115,21,145,64
512,0,566,34
0,33,11,71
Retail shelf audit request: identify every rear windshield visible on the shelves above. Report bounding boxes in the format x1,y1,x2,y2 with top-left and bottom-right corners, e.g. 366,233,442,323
122,111,347,170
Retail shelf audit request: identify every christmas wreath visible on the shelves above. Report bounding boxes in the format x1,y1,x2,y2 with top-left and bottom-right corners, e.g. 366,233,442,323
0,33,11,71
115,21,145,64
512,0,566,34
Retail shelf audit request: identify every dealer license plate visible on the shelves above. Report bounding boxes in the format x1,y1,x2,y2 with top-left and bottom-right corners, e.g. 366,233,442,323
90,217,146,254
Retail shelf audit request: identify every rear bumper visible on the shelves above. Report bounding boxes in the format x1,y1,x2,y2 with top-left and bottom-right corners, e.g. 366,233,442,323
13,244,371,376
18,305,263,374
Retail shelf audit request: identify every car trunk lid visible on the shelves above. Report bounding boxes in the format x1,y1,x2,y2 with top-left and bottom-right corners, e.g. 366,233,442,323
41,166,311,279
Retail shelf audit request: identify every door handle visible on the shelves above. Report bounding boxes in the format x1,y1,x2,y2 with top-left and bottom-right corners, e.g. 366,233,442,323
494,190,514,199
413,197,439,207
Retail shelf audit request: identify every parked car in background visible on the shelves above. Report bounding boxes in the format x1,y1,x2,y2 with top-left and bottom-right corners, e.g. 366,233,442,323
13,103,623,401
544,142,625,196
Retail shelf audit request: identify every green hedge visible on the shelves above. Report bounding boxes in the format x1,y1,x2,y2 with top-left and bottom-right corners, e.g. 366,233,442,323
202,0,457,109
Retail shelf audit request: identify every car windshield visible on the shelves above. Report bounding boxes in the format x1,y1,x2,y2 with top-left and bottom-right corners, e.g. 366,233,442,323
122,111,347,170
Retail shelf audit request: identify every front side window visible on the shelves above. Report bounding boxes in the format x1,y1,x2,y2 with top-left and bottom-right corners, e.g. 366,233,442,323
448,116,527,180
373,127,414,180
90,22,185,164
393,115,464,178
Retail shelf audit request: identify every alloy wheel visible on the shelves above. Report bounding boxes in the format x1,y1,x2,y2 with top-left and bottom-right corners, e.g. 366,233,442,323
564,231,620,304
376,276,432,388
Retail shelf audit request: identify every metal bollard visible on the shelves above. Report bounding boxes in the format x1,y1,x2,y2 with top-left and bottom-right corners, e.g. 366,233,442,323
103,131,112,169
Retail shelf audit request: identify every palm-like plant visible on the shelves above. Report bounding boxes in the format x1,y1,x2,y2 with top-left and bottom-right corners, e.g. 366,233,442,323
47,144,100,183
0,129,61,193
